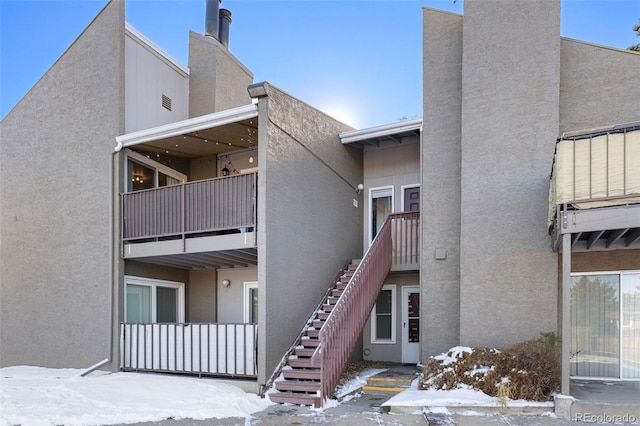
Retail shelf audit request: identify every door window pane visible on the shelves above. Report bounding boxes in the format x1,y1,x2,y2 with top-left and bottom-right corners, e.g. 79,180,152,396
622,273,640,378
571,274,620,377
250,287,258,323
408,292,420,343
372,196,392,241
126,284,151,323
159,172,181,187
156,286,177,323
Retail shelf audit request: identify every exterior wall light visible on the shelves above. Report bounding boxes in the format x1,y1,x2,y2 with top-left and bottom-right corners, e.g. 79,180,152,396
222,279,231,287
247,81,269,99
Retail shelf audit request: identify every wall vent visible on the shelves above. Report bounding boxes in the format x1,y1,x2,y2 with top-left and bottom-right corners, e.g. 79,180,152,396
162,94,172,111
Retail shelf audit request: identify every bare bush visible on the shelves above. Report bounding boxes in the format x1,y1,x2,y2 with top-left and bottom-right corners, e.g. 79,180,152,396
419,333,561,402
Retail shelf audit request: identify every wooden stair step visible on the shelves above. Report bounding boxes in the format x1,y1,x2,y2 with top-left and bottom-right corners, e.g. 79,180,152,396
294,347,316,357
275,380,321,392
287,358,318,368
312,319,324,328
316,312,329,320
300,338,320,347
339,277,350,284
268,392,321,408
326,296,338,305
282,368,321,380
322,304,334,312
331,289,343,297
335,283,347,290
305,329,320,338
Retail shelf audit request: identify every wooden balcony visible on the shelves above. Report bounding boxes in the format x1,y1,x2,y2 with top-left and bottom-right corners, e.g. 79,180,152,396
121,173,257,265
549,125,640,251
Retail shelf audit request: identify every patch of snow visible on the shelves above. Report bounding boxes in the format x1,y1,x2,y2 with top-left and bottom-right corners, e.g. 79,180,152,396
382,380,553,409
0,366,273,426
433,346,473,365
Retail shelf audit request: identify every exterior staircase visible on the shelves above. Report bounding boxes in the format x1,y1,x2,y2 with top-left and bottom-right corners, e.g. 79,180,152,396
267,261,359,408
264,212,418,408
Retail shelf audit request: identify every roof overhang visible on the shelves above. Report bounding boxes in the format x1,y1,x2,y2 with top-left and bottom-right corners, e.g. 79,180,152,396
340,118,422,149
114,104,259,158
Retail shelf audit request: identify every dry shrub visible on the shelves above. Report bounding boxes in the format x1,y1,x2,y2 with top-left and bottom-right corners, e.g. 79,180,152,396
419,333,561,402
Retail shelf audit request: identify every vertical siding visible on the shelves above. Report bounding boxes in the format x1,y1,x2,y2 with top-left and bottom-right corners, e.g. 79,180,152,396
124,32,189,133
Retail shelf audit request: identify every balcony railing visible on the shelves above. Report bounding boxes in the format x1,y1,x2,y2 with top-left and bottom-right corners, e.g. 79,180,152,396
121,172,257,242
317,212,397,404
120,323,257,378
390,211,420,269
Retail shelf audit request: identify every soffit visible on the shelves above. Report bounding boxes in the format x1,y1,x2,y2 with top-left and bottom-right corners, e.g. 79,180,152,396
340,118,422,150
127,248,258,270
116,104,259,158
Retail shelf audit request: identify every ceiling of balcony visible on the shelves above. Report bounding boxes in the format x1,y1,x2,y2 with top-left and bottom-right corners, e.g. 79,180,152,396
135,118,258,159
127,248,258,270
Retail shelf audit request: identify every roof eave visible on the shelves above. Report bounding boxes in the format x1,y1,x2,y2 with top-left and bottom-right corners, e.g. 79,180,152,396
340,118,422,144
114,104,258,151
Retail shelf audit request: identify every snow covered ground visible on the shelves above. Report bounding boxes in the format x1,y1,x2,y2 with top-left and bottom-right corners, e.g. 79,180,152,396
0,358,553,426
0,366,272,426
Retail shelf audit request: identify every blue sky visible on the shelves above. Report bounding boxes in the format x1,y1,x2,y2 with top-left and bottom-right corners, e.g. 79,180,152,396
1,0,638,128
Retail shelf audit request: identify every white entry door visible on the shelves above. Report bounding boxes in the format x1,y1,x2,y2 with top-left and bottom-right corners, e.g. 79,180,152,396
401,286,420,364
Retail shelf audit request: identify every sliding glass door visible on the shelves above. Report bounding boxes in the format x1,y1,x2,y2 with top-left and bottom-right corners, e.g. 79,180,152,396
571,271,640,379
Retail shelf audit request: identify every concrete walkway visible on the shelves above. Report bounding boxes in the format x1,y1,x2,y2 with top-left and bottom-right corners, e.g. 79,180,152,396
126,367,640,425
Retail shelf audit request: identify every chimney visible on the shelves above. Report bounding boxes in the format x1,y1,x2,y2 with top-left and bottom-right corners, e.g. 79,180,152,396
218,9,232,48
205,0,221,40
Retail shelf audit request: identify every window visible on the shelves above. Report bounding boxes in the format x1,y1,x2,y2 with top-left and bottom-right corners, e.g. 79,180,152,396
125,149,186,192
125,276,184,323
369,186,394,242
371,285,396,343
243,281,259,323
570,271,640,379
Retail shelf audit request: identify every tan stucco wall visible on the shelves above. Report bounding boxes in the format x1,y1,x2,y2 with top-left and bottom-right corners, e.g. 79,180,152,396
257,85,363,384
570,250,640,273
0,0,125,368
560,39,640,133
363,139,420,249
188,269,218,323
188,31,253,117
216,267,257,323
457,0,561,349
421,7,463,357
362,272,420,363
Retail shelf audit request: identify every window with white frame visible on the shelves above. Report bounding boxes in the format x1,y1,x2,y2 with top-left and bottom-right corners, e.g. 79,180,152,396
125,149,186,192
125,276,185,323
243,281,259,324
369,186,394,243
371,284,396,344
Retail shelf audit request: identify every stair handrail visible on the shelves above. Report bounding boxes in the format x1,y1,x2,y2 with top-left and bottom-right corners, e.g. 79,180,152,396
259,259,351,397
317,213,397,405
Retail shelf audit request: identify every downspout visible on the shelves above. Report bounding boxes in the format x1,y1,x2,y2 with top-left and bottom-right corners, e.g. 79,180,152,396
79,144,120,377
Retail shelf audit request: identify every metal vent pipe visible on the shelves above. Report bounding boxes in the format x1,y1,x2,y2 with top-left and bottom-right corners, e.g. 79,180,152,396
205,0,221,40
218,9,232,48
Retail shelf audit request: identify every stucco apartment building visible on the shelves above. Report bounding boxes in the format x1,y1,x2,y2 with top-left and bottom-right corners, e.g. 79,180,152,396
1,0,638,409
